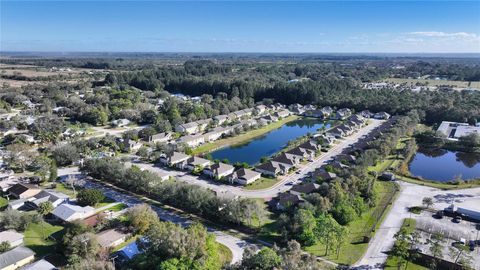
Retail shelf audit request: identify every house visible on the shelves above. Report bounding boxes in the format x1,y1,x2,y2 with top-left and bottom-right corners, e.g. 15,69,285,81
0,176,19,192
234,109,252,119
7,199,27,210
328,127,345,138
111,119,130,127
0,246,35,270
286,147,314,160
230,168,261,185
176,134,205,148
7,183,41,199
274,110,290,118
374,112,391,120
289,104,305,115
262,115,278,123
203,126,232,142
114,240,142,262
184,156,211,171
147,132,171,144
175,122,199,135
255,161,291,177
24,190,69,209
227,113,237,121
96,229,128,248
335,108,352,120
321,106,333,117
203,163,235,179
360,110,373,118
310,169,337,182
290,183,320,196
335,154,356,163
298,140,321,152
272,153,302,166
51,204,95,222
275,193,303,211
18,259,56,270
303,109,326,118
213,115,228,126
196,119,211,132
159,152,190,169
0,230,23,247
121,139,143,152
255,105,267,114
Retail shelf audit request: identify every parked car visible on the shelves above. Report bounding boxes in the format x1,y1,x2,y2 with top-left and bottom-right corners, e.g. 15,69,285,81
434,210,444,219
469,241,475,251
453,216,462,223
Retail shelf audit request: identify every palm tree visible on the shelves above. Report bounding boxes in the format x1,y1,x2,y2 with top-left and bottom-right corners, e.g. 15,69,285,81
38,201,54,239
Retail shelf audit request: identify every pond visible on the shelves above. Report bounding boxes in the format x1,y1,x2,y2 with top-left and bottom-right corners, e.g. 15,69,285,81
210,118,331,165
409,147,480,182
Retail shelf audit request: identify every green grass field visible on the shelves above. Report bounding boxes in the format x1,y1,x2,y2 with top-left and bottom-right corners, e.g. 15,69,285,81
24,221,65,256
192,115,299,154
0,197,8,208
106,203,128,212
304,181,398,265
218,243,233,266
243,177,279,190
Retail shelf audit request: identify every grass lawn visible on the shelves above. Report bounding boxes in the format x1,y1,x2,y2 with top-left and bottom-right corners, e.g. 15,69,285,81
244,177,279,190
304,181,398,265
396,175,480,190
95,197,117,208
0,197,8,208
106,203,128,212
112,235,139,252
24,221,65,256
218,243,233,266
192,115,299,154
53,183,77,198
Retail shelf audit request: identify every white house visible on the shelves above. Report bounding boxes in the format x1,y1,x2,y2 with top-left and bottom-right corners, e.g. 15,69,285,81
203,163,235,179
230,168,261,185
52,204,95,222
147,132,172,144
0,230,24,247
177,134,205,148
159,151,191,169
185,156,211,171
175,122,199,135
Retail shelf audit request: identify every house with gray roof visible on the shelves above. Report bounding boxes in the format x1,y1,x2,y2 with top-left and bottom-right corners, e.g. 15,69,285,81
0,246,35,270
25,190,69,209
0,230,24,248
147,132,172,144
230,168,261,185
255,161,291,177
185,156,211,171
18,259,56,270
203,163,235,179
175,122,199,135
159,151,191,169
51,204,95,222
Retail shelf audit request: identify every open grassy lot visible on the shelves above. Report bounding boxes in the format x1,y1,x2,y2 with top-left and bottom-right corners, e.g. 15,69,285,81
106,203,128,212
95,197,117,208
53,183,77,198
24,221,65,256
0,197,8,208
218,243,233,266
383,78,480,89
192,115,299,154
244,177,279,190
304,181,398,265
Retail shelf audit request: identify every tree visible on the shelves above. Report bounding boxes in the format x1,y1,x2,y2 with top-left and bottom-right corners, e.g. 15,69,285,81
52,144,80,166
65,175,85,197
38,201,54,239
391,229,411,270
0,241,11,252
66,232,100,264
77,189,105,206
237,246,281,270
65,258,115,270
5,143,37,172
427,232,445,269
30,156,57,182
422,197,434,209
125,204,159,234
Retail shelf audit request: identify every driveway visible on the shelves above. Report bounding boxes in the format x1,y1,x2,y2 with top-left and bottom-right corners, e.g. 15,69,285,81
354,181,480,269
57,167,252,264
133,119,385,199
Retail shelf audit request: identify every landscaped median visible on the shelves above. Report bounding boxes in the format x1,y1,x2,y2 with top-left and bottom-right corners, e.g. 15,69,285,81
192,115,300,155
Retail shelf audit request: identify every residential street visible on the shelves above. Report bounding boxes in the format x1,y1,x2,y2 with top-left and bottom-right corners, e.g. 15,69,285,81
57,167,254,264
354,181,480,269
132,119,385,199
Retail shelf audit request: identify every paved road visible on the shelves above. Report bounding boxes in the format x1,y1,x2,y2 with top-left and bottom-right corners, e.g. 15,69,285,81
57,167,253,264
354,181,480,269
133,119,385,199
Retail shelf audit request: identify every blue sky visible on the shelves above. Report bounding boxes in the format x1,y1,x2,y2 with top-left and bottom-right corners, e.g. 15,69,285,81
1,1,479,53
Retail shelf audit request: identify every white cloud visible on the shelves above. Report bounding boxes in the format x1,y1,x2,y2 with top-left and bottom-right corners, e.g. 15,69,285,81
408,31,478,38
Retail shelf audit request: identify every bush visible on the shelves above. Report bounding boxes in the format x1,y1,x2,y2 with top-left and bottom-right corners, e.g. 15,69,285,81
77,189,105,206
